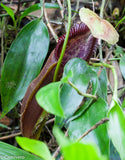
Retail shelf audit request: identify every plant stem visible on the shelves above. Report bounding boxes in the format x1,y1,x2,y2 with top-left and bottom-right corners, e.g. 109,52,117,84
100,0,106,18
68,80,97,99
44,3,58,41
40,0,44,18
57,0,64,18
118,87,125,98
53,0,71,82
0,132,22,140
90,62,118,107
108,58,121,61
99,0,106,62
72,0,80,20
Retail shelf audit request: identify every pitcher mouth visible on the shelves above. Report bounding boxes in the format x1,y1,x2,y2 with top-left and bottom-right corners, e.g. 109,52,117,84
55,23,98,65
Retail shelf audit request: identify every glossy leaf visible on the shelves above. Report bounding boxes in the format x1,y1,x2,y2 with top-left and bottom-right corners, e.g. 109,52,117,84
16,136,52,160
1,18,49,117
120,54,125,79
53,126,107,160
0,141,43,160
67,65,99,123
62,58,97,117
36,82,64,117
107,101,125,160
68,98,109,157
0,3,15,24
55,58,98,127
79,7,119,44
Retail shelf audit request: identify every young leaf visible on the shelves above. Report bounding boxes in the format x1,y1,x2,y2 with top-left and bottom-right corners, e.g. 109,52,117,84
1,18,49,117
20,3,41,21
36,82,64,117
120,54,125,79
68,98,109,157
79,7,119,44
16,136,52,160
107,101,125,160
0,141,43,160
0,3,15,24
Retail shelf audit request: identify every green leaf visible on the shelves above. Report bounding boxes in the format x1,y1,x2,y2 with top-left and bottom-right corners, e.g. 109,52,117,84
1,3,15,24
1,18,49,117
115,16,125,28
36,82,64,117
45,2,60,9
16,136,52,160
20,3,60,21
20,3,41,21
120,54,125,79
53,126,107,160
0,123,11,129
55,58,98,127
53,126,70,147
0,141,43,160
110,141,121,160
68,98,109,157
114,45,125,57
121,98,125,109
62,142,107,160
97,68,107,101
107,101,125,160
62,58,97,117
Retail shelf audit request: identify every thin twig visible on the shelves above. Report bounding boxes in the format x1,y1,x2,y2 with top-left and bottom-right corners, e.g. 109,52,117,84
77,118,109,141
99,0,106,62
90,58,100,62
44,6,58,42
15,0,21,15
92,0,95,12
72,0,80,20
57,0,64,18
103,45,114,63
0,132,22,140
45,118,55,125
40,0,44,18
1,0,37,4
